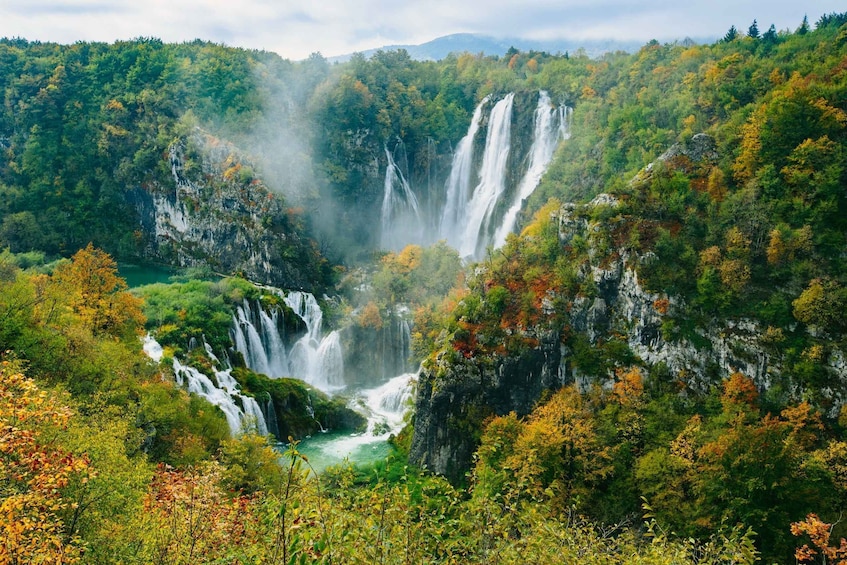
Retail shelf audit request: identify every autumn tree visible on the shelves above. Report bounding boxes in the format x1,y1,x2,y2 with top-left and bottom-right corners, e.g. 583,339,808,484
0,361,90,563
52,244,144,338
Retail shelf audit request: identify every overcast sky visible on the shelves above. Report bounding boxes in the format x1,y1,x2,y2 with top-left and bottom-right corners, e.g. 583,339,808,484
2,0,843,60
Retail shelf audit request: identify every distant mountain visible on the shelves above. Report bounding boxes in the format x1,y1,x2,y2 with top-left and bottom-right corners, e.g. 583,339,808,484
328,32,690,62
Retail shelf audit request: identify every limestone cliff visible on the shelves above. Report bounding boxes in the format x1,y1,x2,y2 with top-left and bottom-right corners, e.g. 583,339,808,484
132,130,328,291
409,133,847,482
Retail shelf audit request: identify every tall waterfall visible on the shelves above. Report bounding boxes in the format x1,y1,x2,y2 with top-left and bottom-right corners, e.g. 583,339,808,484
143,334,269,437
380,145,423,251
493,93,572,247
459,93,515,259
439,96,490,249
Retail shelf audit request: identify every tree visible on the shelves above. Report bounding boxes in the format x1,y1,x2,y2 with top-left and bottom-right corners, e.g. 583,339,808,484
51,243,144,338
797,15,810,35
762,24,778,43
0,361,90,563
723,25,739,43
792,278,847,332
747,20,760,39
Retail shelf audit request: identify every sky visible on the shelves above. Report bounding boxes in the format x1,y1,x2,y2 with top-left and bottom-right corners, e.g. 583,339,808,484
1,0,844,60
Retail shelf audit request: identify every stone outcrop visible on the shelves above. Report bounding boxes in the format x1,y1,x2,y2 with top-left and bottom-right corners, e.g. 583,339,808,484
410,330,565,483
409,133,847,482
132,130,325,291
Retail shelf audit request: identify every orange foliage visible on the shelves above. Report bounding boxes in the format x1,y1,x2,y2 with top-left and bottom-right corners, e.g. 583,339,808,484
613,367,645,407
722,372,758,407
358,301,383,330
0,362,90,563
52,244,145,337
791,513,847,564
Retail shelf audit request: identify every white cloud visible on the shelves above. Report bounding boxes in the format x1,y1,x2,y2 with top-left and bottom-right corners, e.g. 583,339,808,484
0,0,843,59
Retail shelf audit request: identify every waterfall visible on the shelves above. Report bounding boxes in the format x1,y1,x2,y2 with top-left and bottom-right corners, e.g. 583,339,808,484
264,392,279,438
380,144,422,251
142,333,268,437
231,300,289,378
284,290,323,343
439,96,490,248
493,93,572,247
459,93,515,259
143,333,164,362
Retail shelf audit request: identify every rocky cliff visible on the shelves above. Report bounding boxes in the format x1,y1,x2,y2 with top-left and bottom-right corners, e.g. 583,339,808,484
132,130,328,291
409,133,847,482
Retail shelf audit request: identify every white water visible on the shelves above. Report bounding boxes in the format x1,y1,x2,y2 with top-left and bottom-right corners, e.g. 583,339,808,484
439,96,490,249
494,93,572,247
459,93,515,259
381,145,423,251
282,291,345,391
231,300,290,378
143,334,268,437
143,333,164,362
298,372,416,470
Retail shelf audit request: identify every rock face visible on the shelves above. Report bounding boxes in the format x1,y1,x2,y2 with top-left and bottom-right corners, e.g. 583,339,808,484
132,131,325,291
409,133,847,482
409,331,565,483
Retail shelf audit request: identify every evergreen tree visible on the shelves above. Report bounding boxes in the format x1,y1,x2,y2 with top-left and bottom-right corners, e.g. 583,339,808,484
762,24,778,43
747,20,760,39
723,25,739,42
797,15,810,35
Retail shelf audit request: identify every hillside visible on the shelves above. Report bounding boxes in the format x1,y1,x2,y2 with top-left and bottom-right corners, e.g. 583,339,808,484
328,32,647,62
2,10,847,564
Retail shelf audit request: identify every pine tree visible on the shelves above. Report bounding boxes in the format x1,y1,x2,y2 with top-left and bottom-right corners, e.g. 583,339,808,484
723,25,739,43
797,15,809,35
747,20,760,39
762,24,778,43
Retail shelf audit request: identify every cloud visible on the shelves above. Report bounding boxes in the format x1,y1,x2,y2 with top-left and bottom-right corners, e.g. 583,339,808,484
0,0,843,59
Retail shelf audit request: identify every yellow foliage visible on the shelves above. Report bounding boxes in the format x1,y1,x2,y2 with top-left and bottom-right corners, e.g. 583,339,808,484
718,258,750,293
358,301,384,330
0,362,88,563
613,366,645,407
51,244,145,337
699,245,721,267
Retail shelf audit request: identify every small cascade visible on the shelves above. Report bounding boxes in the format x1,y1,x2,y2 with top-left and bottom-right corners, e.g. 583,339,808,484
167,353,268,437
263,392,279,438
305,393,327,433
144,334,268,437
459,93,516,259
382,309,412,379
380,144,423,251
493,93,572,247
282,291,345,392
143,333,164,362
229,289,346,394
439,96,490,248
231,300,289,378
364,372,416,429
284,291,323,342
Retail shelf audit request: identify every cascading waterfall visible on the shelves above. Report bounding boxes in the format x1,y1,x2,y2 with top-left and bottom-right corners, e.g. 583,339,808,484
439,95,490,248
230,290,345,391
263,392,279,438
143,334,269,437
231,300,289,378
459,93,515,259
282,291,345,391
493,93,572,247
380,145,423,251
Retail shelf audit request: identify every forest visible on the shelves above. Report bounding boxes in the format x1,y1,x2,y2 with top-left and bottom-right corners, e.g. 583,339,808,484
2,10,847,564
